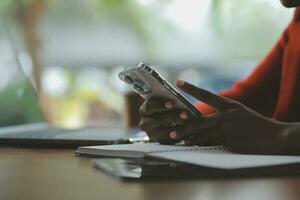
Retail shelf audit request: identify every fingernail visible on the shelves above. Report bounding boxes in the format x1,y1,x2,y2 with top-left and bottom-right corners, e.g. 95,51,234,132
165,101,173,109
176,80,185,86
185,139,191,145
170,131,177,139
180,112,188,120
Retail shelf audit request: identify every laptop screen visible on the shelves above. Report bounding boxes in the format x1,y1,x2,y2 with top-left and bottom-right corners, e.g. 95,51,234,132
0,26,44,127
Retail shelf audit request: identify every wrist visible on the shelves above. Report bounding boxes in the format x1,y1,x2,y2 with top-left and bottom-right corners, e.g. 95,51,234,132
277,122,300,155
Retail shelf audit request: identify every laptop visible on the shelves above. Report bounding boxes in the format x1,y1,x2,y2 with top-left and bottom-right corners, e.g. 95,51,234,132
0,25,144,148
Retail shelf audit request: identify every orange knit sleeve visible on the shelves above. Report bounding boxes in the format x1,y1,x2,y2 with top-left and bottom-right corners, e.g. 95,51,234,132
195,14,295,116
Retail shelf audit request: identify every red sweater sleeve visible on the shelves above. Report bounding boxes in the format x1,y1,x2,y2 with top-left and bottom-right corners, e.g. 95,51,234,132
196,19,293,116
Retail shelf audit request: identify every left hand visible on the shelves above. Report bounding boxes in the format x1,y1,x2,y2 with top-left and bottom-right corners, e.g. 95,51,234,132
167,80,288,154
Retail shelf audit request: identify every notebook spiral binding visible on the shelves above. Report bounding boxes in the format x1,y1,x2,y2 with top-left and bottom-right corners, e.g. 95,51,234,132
150,146,228,154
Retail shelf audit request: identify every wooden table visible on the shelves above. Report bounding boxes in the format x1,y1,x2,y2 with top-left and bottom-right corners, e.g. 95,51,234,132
0,148,300,200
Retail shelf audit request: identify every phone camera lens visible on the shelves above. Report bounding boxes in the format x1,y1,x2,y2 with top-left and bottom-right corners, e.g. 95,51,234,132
124,75,134,84
132,79,149,94
134,84,144,93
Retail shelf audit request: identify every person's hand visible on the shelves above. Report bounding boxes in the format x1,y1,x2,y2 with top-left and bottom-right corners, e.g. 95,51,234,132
138,95,194,144
167,80,289,154
139,79,291,154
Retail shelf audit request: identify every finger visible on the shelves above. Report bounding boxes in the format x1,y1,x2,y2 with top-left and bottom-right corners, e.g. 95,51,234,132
185,133,213,146
139,118,177,144
151,109,192,127
139,98,174,116
148,126,176,144
185,125,223,146
184,134,208,146
138,117,162,131
169,112,226,140
176,80,237,111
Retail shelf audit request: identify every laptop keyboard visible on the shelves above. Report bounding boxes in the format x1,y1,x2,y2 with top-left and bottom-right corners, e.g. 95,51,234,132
0,128,75,139
0,127,137,141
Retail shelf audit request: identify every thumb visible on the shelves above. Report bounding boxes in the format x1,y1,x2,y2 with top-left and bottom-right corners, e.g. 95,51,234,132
176,80,229,111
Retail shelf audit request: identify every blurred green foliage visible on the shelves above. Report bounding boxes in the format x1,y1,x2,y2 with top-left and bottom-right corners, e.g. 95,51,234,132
0,0,291,127
0,0,36,16
0,79,43,127
93,0,173,60
209,0,291,60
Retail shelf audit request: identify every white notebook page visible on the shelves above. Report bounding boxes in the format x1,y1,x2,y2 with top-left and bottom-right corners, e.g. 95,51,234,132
78,143,300,169
150,151,300,169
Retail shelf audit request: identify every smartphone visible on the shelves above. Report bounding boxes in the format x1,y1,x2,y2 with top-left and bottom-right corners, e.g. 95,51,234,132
119,62,202,117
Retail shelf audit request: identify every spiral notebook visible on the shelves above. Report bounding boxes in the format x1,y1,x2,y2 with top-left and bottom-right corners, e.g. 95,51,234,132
76,143,300,169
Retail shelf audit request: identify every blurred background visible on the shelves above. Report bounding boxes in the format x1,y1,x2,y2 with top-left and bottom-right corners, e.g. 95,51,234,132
0,0,293,128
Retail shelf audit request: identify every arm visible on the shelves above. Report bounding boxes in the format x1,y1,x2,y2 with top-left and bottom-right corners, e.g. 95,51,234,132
280,122,300,155
196,22,292,116
138,80,300,155
175,81,300,155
